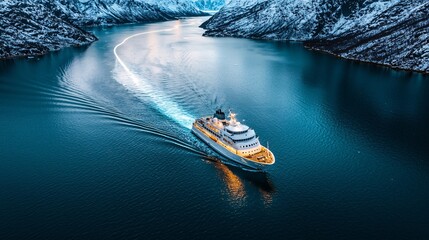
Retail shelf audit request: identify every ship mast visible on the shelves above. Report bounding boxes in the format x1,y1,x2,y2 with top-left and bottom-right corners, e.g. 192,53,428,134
228,110,238,125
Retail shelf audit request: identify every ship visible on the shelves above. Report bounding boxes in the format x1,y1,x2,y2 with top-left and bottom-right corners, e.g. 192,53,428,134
192,109,275,171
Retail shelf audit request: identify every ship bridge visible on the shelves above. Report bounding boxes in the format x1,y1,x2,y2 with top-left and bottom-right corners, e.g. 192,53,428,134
225,124,249,134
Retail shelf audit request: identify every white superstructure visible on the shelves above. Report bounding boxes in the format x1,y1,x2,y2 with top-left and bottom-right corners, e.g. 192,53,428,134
192,109,275,170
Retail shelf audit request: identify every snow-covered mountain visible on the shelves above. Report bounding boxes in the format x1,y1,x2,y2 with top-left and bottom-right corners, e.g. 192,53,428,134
202,0,399,40
307,1,429,73
56,0,205,26
193,0,227,11
0,0,206,59
202,0,429,73
0,0,97,59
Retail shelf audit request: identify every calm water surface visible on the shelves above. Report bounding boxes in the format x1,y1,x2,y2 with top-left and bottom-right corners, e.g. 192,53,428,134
1,17,429,239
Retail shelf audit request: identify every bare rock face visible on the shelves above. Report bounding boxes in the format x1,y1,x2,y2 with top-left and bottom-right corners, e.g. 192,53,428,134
0,0,206,59
202,0,429,73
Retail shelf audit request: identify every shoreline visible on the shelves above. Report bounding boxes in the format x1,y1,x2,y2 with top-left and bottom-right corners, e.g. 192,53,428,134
201,32,429,75
0,17,208,61
0,0,209,61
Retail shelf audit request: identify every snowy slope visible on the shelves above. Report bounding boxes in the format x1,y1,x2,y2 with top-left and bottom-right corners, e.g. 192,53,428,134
307,1,429,73
146,0,204,16
52,0,171,26
202,0,429,73
202,0,388,39
47,0,207,26
0,0,97,59
202,0,319,40
0,0,206,59
193,0,227,11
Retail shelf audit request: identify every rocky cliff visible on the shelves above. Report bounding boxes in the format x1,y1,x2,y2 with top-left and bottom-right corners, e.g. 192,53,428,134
0,1,97,59
202,0,429,73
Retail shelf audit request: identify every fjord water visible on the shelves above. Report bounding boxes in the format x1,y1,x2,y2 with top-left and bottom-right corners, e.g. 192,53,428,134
1,17,429,239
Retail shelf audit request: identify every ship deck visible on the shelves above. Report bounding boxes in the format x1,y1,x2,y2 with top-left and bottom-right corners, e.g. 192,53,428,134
193,121,275,165
244,147,275,164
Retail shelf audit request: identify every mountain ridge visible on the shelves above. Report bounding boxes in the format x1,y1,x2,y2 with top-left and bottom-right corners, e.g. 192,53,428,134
201,0,429,73
0,0,207,59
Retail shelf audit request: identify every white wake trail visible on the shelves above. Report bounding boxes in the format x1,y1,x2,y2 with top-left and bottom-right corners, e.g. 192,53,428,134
113,23,195,129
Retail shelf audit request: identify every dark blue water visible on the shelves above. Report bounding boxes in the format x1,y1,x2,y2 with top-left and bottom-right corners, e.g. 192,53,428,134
1,17,429,239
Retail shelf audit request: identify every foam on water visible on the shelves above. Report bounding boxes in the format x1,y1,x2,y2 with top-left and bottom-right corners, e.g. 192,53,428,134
113,25,195,129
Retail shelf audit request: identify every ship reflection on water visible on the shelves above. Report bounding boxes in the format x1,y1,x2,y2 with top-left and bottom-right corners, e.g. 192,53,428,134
209,159,275,206
214,162,246,204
